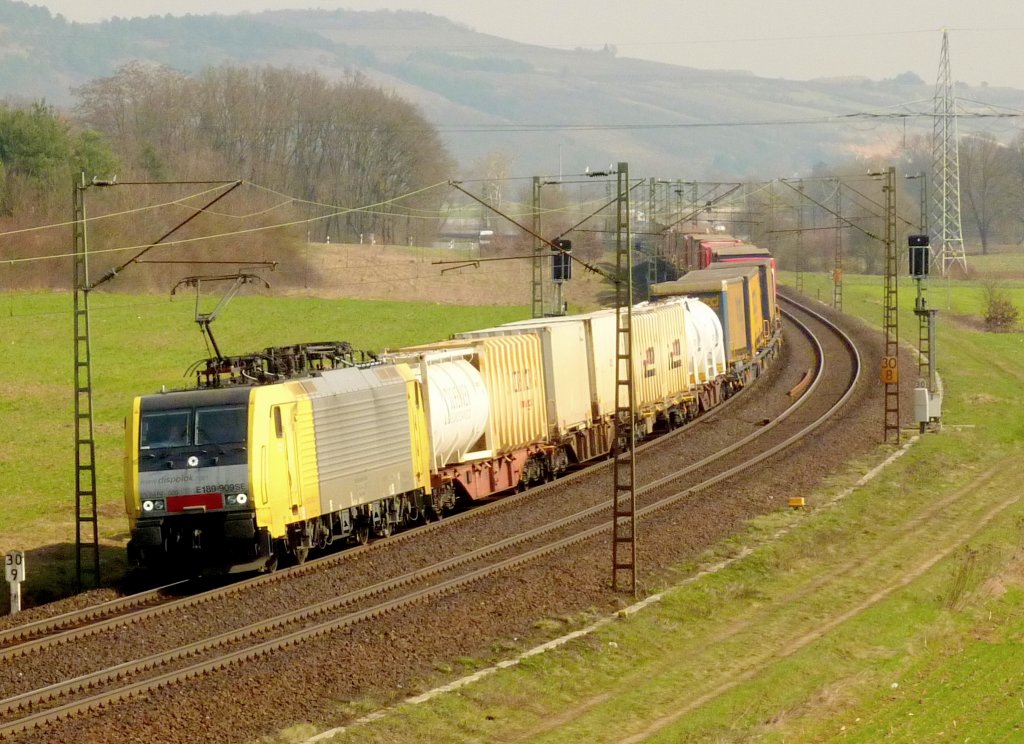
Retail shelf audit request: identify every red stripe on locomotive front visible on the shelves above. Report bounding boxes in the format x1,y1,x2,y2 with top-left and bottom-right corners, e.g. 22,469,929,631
167,493,225,512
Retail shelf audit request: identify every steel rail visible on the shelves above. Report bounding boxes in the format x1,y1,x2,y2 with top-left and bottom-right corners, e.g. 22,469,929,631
0,305,770,661
0,299,861,739
0,581,187,652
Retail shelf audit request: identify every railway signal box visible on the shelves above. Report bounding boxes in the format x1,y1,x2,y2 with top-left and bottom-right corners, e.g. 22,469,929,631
908,234,930,278
552,239,572,282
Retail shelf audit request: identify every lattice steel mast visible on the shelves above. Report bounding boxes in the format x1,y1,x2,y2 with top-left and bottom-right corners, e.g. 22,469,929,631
931,29,968,275
881,167,901,444
611,162,637,597
531,176,545,318
73,174,100,590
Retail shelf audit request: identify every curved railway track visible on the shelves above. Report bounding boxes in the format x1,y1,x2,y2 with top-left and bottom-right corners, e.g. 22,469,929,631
0,294,864,742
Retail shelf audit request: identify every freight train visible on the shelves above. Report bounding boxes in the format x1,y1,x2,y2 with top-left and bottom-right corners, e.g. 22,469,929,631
124,239,781,574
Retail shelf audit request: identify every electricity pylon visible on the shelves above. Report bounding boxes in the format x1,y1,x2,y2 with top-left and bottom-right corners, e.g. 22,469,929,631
930,29,968,276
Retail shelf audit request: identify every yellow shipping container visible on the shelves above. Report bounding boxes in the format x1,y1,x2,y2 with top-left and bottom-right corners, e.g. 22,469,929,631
629,302,692,414
705,259,777,331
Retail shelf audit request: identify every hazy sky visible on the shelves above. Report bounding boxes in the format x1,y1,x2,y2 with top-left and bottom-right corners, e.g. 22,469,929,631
28,0,1024,89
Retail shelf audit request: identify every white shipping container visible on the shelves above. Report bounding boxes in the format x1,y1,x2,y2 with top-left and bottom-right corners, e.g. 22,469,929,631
383,349,490,470
682,297,727,383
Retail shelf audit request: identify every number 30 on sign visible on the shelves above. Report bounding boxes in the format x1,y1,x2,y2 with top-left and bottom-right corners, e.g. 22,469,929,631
880,356,899,384
5,551,25,583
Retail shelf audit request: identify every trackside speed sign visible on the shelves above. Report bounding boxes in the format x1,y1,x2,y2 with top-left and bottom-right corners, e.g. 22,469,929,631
5,551,25,583
880,356,899,384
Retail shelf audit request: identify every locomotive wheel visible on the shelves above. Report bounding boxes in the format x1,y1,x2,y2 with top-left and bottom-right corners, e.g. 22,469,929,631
293,545,309,565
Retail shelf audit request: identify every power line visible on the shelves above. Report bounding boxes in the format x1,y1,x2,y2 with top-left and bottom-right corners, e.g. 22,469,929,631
0,179,452,266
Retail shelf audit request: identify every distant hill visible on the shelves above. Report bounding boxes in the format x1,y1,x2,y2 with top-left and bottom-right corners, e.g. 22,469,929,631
2,0,1023,178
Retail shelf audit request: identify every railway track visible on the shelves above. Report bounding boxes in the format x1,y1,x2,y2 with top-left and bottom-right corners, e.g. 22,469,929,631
0,294,862,741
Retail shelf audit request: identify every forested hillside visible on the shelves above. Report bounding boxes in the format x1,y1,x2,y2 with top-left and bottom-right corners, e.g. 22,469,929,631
0,62,454,292
4,0,1024,179
1,0,1023,295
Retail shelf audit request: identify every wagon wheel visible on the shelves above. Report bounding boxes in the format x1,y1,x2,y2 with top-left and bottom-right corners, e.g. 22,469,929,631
378,520,393,539
354,521,371,545
428,493,445,521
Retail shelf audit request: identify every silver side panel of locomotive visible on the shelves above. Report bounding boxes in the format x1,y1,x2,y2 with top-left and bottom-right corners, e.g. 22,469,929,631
296,365,417,514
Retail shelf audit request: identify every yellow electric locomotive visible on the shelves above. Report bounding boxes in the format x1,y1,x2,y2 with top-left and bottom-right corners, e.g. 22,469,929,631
125,361,434,572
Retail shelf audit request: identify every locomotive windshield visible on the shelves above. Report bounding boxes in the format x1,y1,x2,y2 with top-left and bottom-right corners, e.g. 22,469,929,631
140,410,191,449
139,404,247,449
196,405,247,445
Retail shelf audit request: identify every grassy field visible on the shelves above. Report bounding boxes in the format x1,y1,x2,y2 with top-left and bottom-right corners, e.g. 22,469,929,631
960,247,1024,279
4,262,1024,741
273,270,1024,743
0,290,530,607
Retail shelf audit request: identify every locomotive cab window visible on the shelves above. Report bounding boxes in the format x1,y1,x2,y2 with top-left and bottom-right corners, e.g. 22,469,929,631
140,410,191,449
196,405,248,446
273,406,284,438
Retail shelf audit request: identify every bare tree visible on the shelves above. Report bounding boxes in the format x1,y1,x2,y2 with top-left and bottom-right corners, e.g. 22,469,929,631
74,64,454,245
1010,131,1024,245
959,133,1017,254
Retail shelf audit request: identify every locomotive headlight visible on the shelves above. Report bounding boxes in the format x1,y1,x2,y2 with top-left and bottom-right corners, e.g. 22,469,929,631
142,500,155,512
236,492,248,505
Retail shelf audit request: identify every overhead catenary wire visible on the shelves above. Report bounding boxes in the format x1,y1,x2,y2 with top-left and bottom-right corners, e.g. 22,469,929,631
0,179,453,267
